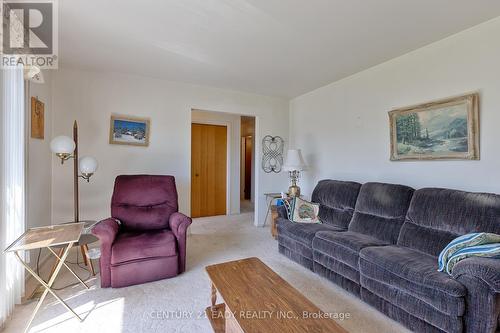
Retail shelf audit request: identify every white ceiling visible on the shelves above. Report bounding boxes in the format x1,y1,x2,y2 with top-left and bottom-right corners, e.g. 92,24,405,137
59,0,500,98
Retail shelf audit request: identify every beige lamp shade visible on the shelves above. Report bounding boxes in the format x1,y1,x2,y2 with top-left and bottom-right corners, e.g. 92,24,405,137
283,149,307,171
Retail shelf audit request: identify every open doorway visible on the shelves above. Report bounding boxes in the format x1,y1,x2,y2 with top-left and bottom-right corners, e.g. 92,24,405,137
240,116,255,213
191,110,255,218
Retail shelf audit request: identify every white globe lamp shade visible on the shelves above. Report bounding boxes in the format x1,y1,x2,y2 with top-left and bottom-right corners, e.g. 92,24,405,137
79,156,98,176
283,149,307,172
50,136,75,154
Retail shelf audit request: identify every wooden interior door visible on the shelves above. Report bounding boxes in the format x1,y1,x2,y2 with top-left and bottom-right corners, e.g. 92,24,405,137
191,123,227,218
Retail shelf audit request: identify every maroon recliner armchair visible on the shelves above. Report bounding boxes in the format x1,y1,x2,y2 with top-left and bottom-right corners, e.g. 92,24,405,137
92,175,192,288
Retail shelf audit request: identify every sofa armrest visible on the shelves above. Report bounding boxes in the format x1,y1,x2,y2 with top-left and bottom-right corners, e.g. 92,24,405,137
169,212,192,273
91,218,120,288
452,257,500,333
277,205,288,219
452,257,500,292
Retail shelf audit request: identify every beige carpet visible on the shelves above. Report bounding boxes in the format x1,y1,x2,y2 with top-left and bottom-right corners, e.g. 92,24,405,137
3,213,409,333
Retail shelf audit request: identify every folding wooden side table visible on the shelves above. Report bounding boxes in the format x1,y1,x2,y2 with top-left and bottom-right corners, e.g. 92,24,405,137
4,222,89,333
263,192,283,226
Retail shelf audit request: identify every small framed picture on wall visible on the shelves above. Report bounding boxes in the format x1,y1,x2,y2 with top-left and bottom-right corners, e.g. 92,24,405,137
109,114,150,147
31,97,44,139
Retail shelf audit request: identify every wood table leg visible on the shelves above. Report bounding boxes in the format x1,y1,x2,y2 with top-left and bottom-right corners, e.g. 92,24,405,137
80,245,89,266
211,282,217,307
81,244,96,276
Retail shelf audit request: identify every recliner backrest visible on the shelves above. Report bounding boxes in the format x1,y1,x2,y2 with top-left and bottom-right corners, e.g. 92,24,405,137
311,180,362,229
348,182,414,244
111,175,178,230
398,188,500,257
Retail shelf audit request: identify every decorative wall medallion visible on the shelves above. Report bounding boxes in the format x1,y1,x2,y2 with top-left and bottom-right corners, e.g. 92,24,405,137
262,135,284,173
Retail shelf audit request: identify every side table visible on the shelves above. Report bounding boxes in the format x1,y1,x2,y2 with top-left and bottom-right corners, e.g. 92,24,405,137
4,223,89,333
263,192,283,226
48,220,98,277
270,205,279,239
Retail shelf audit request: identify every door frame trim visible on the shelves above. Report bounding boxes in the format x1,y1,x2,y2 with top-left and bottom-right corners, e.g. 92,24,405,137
191,120,231,215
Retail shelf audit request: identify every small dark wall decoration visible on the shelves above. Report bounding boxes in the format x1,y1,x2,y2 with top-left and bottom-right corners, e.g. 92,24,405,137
31,97,44,139
262,135,284,173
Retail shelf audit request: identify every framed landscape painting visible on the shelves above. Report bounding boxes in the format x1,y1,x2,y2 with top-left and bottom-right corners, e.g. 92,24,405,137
109,115,150,147
389,93,479,161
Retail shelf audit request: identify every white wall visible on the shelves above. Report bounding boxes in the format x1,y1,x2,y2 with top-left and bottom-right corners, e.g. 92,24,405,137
26,71,52,265
51,69,289,226
290,17,500,195
191,109,241,215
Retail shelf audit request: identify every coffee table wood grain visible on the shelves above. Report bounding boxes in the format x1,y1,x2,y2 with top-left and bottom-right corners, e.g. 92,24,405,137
205,257,347,333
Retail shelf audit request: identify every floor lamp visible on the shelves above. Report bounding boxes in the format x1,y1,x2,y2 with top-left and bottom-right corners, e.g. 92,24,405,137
50,120,98,274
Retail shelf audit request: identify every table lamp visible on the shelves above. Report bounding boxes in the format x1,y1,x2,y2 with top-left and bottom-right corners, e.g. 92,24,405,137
283,149,307,197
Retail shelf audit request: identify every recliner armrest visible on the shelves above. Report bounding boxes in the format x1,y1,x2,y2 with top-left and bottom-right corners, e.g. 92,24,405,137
452,257,500,292
169,212,192,273
92,218,120,247
168,212,192,239
91,217,120,288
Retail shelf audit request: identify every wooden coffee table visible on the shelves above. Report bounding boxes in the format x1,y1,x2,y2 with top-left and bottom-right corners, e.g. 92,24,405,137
205,257,347,333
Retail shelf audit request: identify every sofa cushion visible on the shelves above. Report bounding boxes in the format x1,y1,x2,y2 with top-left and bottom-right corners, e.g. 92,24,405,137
278,231,316,262
361,288,461,333
398,188,500,257
314,250,361,283
111,229,177,265
361,277,463,332
279,245,313,270
311,180,361,229
314,260,361,296
359,245,466,316
277,218,342,246
348,182,414,244
313,230,389,270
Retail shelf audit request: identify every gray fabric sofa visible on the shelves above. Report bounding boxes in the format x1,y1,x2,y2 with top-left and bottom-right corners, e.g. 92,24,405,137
277,180,500,333
277,180,362,270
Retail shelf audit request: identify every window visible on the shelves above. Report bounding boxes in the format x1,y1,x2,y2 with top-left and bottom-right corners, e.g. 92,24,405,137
0,67,26,327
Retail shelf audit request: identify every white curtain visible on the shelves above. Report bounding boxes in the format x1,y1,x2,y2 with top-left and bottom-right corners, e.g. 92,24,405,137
0,67,26,328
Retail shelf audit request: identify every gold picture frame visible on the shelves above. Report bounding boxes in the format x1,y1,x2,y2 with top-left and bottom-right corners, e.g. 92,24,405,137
109,114,150,147
389,93,479,161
